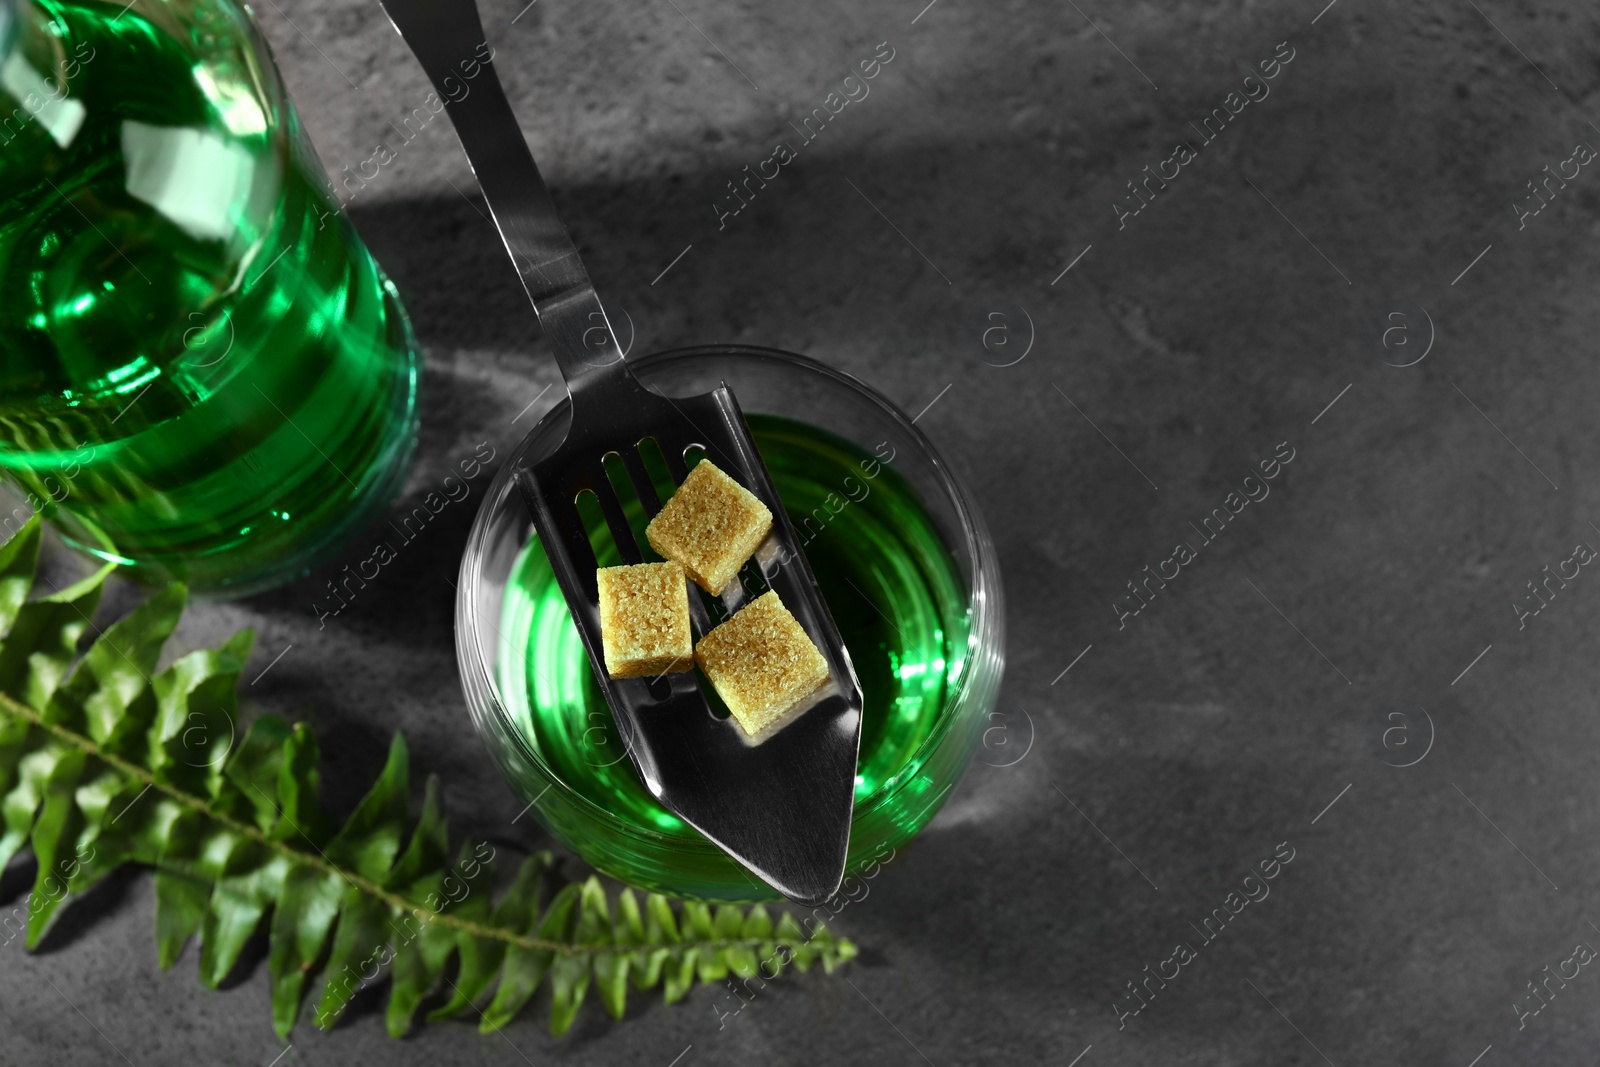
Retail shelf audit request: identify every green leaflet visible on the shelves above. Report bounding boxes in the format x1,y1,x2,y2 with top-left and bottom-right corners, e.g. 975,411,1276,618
426,851,549,1024
0,518,858,1037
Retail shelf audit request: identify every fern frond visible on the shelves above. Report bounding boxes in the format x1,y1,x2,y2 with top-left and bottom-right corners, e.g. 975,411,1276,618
0,519,856,1037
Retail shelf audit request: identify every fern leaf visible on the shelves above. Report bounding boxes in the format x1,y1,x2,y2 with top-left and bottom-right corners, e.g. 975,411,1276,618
0,518,859,1038
153,810,211,967
480,880,578,1031
593,882,631,1020
426,851,548,1023
268,863,343,1034
0,519,41,632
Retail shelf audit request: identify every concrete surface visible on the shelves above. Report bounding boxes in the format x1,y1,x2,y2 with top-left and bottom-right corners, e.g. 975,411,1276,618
7,0,1600,1063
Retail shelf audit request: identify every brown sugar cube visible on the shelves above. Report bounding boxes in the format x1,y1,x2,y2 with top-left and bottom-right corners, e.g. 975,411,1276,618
596,562,694,679
695,591,831,736
645,460,773,596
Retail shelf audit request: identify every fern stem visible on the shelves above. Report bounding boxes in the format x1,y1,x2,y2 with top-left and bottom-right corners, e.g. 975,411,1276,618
0,691,818,959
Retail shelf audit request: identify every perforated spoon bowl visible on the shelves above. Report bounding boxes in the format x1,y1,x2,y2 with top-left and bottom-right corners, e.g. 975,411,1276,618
376,0,863,905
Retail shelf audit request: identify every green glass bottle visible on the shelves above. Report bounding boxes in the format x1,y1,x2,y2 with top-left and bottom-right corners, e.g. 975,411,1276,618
0,0,421,594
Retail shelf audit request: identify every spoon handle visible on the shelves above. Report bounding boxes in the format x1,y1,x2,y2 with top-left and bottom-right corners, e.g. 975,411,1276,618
375,0,628,393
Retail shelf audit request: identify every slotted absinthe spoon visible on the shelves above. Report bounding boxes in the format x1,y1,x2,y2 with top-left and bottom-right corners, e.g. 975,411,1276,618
375,0,864,905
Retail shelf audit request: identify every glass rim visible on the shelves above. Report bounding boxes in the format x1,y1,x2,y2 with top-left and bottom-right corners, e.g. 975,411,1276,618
455,342,1004,846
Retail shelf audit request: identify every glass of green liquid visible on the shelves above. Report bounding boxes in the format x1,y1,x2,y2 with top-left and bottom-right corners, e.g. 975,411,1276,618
457,346,1005,903
0,0,421,595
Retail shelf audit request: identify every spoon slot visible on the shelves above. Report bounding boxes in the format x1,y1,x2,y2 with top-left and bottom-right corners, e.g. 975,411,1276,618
600,450,657,558
617,446,664,518
635,436,678,507
570,488,609,571
589,464,644,565
682,443,708,474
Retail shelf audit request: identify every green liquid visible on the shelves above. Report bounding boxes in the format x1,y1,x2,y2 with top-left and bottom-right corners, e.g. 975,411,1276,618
498,414,969,845
0,0,419,593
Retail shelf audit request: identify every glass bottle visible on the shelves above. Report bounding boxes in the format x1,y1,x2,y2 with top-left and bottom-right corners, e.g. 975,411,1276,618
0,0,421,595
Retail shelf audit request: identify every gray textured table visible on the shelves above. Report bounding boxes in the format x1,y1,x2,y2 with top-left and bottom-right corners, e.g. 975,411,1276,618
7,0,1600,1063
